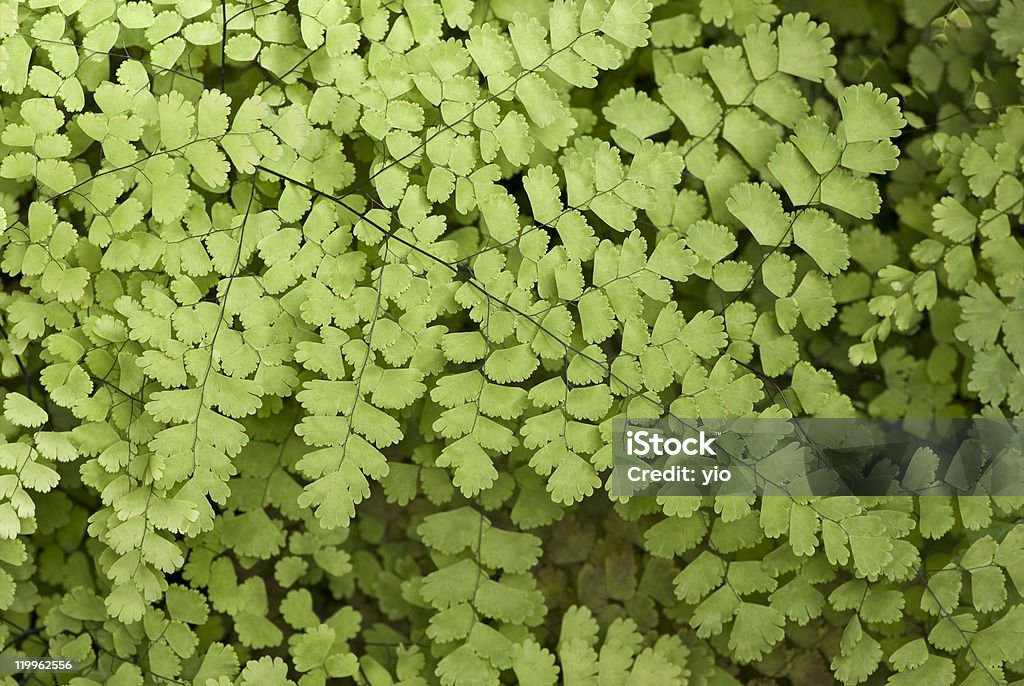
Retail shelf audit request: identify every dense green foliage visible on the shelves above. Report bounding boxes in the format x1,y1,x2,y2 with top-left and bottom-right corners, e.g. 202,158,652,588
1,0,1023,683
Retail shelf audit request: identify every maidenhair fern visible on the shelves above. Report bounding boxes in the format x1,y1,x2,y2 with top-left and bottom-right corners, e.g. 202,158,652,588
0,0,1022,684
